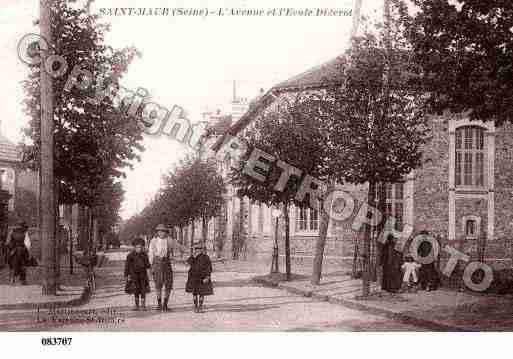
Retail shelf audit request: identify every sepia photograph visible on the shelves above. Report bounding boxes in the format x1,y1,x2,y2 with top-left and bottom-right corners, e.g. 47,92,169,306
1,0,513,355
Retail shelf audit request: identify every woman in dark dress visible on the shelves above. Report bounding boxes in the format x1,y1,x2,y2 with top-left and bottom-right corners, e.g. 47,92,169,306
124,238,151,310
186,244,213,313
7,225,29,285
380,235,403,293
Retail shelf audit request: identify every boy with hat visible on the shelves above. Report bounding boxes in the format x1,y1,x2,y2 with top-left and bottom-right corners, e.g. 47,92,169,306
148,224,187,311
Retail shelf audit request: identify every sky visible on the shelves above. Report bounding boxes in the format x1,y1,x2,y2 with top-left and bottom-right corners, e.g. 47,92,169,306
0,0,382,220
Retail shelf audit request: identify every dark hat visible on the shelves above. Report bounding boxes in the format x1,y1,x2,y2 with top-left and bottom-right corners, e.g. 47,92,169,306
132,237,145,246
17,221,28,230
155,224,169,232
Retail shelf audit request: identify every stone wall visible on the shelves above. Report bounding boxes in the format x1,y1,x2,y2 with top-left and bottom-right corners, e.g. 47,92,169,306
412,118,513,268
413,118,450,238
493,122,513,241
221,117,513,269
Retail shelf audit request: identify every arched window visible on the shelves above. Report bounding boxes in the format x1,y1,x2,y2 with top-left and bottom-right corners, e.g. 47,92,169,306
455,126,485,186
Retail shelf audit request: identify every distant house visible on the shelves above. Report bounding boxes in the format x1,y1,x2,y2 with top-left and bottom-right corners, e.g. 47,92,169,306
0,131,39,227
208,56,513,270
0,130,41,263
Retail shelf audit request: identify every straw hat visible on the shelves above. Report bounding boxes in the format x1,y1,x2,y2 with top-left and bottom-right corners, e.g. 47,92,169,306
155,224,169,232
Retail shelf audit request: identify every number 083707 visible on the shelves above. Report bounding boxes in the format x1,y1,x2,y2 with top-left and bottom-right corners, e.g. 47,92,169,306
41,337,72,346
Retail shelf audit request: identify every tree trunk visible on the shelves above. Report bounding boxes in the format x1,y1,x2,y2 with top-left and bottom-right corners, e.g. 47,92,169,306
215,202,227,258
239,196,247,259
311,182,335,285
88,207,93,254
190,220,195,255
374,182,387,283
362,181,377,297
77,205,87,251
284,203,291,281
183,226,188,253
201,216,208,248
92,216,99,251
179,226,184,257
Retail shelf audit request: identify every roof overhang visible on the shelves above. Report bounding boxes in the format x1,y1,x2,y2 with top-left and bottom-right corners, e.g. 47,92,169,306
211,55,348,152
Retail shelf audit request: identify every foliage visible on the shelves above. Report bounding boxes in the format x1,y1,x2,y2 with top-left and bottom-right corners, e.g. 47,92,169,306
398,0,513,124
22,0,144,210
325,5,430,294
229,94,330,209
120,156,226,241
163,156,226,224
327,32,429,185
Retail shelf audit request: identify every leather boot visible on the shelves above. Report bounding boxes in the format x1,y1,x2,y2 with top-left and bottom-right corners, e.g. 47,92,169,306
198,296,204,313
140,296,146,310
163,297,169,312
193,296,198,313
134,296,140,311
157,297,162,311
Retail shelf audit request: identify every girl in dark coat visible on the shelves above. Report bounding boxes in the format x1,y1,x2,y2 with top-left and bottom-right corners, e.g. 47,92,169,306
417,231,441,291
124,238,151,310
186,244,213,313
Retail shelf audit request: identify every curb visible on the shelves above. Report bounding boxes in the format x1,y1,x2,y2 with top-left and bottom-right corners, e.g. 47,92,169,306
253,276,470,332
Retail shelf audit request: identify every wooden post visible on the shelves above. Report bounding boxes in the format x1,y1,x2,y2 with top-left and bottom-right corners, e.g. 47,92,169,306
40,0,57,295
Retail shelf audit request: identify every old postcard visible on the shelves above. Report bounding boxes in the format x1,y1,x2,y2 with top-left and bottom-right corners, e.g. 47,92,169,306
1,0,513,356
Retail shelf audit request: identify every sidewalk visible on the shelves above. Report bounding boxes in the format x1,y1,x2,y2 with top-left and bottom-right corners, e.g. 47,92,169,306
0,259,92,311
253,271,513,331
0,284,86,310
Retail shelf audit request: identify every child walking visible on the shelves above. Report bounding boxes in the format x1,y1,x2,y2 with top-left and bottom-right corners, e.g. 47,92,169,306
401,255,421,293
124,238,151,310
186,243,213,313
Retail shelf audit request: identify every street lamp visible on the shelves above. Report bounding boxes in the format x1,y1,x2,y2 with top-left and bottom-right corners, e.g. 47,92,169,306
270,208,282,274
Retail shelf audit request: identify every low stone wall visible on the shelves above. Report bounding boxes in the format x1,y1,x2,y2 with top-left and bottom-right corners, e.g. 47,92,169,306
242,230,512,273
244,233,357,261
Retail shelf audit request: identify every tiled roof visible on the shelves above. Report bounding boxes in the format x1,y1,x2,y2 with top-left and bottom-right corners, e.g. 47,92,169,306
0,134,21,163
272,55,348,93
212,55,347,151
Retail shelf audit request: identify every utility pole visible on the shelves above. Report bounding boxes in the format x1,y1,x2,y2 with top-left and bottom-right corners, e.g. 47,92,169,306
351,0,363,42
40,0,57,295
